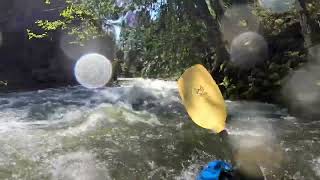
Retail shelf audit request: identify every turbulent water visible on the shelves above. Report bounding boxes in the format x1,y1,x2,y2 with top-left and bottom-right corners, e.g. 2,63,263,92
0,78,319,180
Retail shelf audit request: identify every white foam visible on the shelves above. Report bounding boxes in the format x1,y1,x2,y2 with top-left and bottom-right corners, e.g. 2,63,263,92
58,107,107,136
117,78,179,106
98,88,123,103
51,151,110,180
121,109,162,126
228,129,269,137
58,102,163,136
118,78,177,90
0,109,29,133
175,163,200,180
312,157,320,177
103,104,163,126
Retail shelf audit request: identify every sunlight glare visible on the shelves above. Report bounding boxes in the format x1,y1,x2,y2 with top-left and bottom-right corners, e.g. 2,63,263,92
74,53,113,89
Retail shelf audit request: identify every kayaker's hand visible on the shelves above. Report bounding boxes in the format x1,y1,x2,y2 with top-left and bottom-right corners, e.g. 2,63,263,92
218,129,229,142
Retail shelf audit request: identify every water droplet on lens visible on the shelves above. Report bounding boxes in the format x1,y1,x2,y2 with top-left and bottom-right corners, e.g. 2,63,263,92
74,53,113,89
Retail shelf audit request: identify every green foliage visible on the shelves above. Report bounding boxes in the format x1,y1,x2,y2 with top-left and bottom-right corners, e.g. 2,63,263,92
30,0,320,102
28,0,120,44
253,6,299,35
44,0,50,5
119,1,219,78
306,0,320,15
36,20,65,30
0,81,8,86
26,29,48,39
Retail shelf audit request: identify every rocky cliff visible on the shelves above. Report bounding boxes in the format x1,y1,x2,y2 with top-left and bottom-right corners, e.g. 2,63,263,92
0,0,115,92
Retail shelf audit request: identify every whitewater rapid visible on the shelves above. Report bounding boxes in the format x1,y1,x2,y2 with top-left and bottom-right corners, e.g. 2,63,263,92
0,78,318,179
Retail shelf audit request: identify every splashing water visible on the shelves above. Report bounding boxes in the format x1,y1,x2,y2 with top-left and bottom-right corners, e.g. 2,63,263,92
51,151,110,180
102,19,122,42
74,53,113,89
0,79,319,179
311,158,320,177
102,0,166,42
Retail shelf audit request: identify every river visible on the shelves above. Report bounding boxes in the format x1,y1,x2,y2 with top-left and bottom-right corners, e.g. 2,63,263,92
0,78,319,180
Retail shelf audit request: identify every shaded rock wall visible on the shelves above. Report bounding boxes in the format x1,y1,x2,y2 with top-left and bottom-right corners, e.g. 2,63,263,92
0,0,115,92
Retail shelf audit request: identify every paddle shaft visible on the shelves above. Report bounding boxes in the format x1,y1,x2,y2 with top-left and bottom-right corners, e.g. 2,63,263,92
218,129,236,163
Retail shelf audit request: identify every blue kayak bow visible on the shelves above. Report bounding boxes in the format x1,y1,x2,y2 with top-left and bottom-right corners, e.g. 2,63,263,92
197,160,233,180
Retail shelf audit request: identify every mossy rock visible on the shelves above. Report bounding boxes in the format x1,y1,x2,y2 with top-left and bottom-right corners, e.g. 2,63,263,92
268,62,280,71
256,71,266,78
262,80,272,87
241,86,259,99
254,78,264,85
269,73,280,80
236,81,247,90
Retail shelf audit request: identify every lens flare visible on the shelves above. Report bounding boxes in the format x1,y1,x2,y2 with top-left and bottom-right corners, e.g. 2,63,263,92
74,53,113,89
259,0,295,13
309,44,320,63
282,65,320,117
234,138,283,178
230,32,268,69
221,5,259,45
228,117,283,177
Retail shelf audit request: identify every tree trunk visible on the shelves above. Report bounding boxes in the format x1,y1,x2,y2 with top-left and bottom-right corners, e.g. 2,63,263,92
194,0,230,76
296,0,313,49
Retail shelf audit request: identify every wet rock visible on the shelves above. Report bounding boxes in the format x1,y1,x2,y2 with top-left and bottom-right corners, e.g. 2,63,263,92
0,99,10,105
269,73,280,80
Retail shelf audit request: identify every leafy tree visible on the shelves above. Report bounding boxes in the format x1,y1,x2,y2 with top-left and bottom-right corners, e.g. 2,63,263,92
28,0,120,44
29,0,320,102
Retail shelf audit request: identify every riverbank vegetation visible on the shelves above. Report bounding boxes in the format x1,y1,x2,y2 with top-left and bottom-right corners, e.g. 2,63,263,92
29,0,320,104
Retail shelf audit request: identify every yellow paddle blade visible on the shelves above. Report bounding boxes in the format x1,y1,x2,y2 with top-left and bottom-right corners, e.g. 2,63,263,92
178,64,227,133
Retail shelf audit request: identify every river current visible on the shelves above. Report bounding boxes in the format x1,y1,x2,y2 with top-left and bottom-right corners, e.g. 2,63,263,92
0,78,319,179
